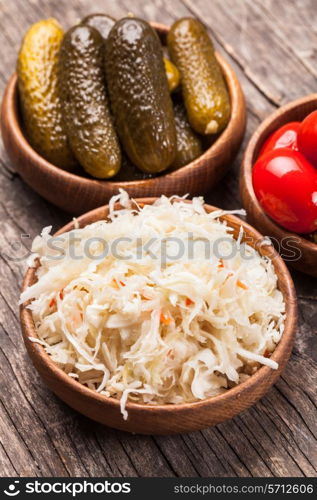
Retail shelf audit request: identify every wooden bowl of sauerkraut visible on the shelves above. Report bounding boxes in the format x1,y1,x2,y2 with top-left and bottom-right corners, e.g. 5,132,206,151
20,194,297,434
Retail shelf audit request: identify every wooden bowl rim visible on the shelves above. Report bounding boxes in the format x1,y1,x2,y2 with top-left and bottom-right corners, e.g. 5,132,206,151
241,94,317,254
6,21,244,191
20,198,297,416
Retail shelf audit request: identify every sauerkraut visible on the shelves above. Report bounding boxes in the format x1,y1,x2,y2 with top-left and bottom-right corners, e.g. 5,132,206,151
20,191,285,419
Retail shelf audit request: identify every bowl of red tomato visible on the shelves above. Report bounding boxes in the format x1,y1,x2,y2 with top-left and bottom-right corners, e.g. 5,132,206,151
240,94,317,277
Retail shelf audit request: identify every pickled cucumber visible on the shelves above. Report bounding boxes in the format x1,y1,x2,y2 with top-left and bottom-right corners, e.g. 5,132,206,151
105,17,176,173
83,14,179,93
167,18,230,135
113,154,154,181
58,25,121,179
17,18,75,169
164,58,180,92
81,13,115,40
171,102,203,169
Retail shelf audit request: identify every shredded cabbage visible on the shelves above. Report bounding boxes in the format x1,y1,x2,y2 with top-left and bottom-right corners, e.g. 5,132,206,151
20,191,285,419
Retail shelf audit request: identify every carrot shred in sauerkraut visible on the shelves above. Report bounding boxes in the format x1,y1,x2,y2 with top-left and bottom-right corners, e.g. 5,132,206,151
20,191,285,420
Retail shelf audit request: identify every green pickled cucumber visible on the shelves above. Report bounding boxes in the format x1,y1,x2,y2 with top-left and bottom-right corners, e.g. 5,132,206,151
82,14,179,94
105,17,176,174
167,18,230,135
17,19,75,169
171,102,203,169
113,154,154,181
58,25,121,179
81,13,115,40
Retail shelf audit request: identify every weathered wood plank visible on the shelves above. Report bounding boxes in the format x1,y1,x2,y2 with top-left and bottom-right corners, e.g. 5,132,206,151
0,442,18,476
258,0,317,79
0,400,37,476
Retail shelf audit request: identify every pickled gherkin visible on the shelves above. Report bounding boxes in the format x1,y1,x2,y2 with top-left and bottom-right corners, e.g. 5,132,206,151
171,102,203,169
168,18,230,135
164,58,180,92
58,25,121,179
105,17,176,174
17,19,75,169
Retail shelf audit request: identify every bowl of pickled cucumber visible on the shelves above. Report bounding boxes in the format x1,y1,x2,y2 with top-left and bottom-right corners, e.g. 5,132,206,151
1,14,246,214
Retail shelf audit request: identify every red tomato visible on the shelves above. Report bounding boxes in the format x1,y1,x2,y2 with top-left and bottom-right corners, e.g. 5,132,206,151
252,149,317,234
297,110,317,167
259,122,300,157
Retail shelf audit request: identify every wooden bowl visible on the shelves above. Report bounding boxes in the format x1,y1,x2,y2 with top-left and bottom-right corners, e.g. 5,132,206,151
240,95,317,277
1,23,246,215
20,198,297,435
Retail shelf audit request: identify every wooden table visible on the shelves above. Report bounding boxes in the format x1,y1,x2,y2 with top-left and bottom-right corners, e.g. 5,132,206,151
0,0,316,478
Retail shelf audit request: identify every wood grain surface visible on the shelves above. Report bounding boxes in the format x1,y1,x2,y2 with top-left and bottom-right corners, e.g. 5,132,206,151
0,0,316,478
